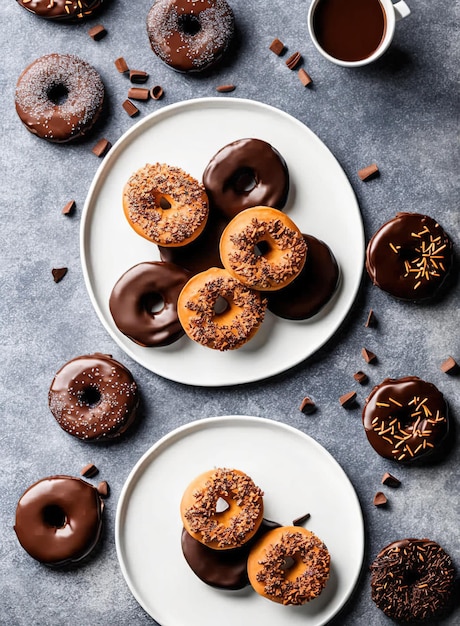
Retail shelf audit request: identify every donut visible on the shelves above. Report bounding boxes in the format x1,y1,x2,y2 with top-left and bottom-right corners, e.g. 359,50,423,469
247,525,330,605
48,353,139,441
158,212,227,276
15,54,105,143
370,538,456,622
14,476,104,566
146,0,235,73
203,138,290,219
219,207,307,291
15,0,103,20
180,468,264,550
123,163,209,246
181,519,280,590
366,212,454,300
109,261,190,347
265,234,340,319
177,267,267,350
362,376,450,463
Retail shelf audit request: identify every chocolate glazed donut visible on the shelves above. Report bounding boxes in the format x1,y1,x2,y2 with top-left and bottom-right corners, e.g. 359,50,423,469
15,0,104,21
109,261,191,347
14,476,104,566
203,138,290,219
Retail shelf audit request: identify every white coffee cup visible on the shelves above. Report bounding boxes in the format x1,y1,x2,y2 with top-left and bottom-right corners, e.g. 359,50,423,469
308,0,411,67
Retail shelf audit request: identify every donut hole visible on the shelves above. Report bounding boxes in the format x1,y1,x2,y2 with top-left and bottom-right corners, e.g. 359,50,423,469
281,556,296,571
79,386,102,408
159,196,172,210
280,553,306,581
42,504,67,529
178,14,202,36
142,292,165,315
402,567,422,586
47,82,69,106
215,497,230,514
227,167,258,194
213,295,230,316
254,240,271,257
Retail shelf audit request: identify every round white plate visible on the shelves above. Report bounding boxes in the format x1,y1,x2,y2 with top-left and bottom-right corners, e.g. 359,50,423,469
115,416,364,626
81,98,364,386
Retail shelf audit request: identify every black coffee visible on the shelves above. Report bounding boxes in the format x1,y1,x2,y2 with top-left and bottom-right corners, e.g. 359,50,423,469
313,0,387,62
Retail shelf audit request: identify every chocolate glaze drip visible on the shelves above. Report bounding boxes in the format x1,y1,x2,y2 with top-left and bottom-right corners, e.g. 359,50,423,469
370,538,456,623
203,138,290,219
265,234,339,319
109,261,190,347
181,518,281,589
16,0,103,20
366,213,454,301
14,476,103,566
362,376,450,463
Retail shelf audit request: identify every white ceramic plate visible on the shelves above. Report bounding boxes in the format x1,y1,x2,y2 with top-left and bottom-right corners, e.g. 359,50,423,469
115,416,364,626
81,98,364,386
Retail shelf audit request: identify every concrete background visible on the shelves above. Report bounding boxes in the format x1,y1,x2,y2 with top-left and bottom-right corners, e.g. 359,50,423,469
1,0,459,624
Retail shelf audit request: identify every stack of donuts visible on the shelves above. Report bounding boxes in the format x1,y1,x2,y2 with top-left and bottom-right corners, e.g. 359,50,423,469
180,467,331,605
110,137,340,351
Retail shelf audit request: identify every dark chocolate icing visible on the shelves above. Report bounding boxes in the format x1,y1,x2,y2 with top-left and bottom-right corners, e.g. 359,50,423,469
16,0,103,20
15,54,105,143
14,476,103,566
362,376,450,463
203,138,290,219
370,538,456,623
366,212,454,301
109,261,190,347
265,234,339,319
48,353,139,441
147,0,234,73
181,518,281,589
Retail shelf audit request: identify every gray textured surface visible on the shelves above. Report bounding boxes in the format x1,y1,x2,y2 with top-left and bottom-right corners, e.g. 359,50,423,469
1,1,459,625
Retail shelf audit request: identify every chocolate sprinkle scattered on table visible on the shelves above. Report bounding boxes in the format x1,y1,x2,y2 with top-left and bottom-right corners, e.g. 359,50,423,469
299,396,316,414
358,163,379,181
88,24,107,41
149,85,164,100
362,347,377,363
373,491,387,506
216,84,236,93
61,199,76,216
365,308,377,328
340,391,357,408
285,51,302,70
114,57,129,73
92,138,111,157
129,70,149,84
298,68,312,86
292,513,311,526
381,472,401,487
128,87,150,101
354,371,368,384
122,99,139,117
97,481,110,497
80,463,99,478
440,356,458,374
269,38,285,55
52,267,67,283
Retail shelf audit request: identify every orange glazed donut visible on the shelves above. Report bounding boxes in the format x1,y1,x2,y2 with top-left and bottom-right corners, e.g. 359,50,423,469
180,468,264,550
247,526,330,605
177,267,267,350
123,163,209,246
219,207,307,291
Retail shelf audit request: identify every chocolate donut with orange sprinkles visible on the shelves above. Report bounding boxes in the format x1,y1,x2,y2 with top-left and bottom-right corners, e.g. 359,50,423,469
16,0,104,21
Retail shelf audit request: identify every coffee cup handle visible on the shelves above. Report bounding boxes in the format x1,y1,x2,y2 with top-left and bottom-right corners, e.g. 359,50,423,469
393,0,411,21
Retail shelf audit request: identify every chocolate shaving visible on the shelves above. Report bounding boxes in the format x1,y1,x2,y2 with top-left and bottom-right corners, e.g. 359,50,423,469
353,371,368,384
122,99,140,117
88,24,107,41
440,356,458,374
365,308,377,328
339,391,357,408
373,491,387,507
149,85,164,100
381,472,401,488
92,138,111,158
299,396,316,414
298,68,312,87
292,513,311,526
129,69,149,83
114,57,129,73
61,199,76,216
52,267,67,283
97,481,110,498
362,347,377,363
286,51,302,70
216,84,236,93
128,87,150,101
269,38,285,56
358,163,379,181
80,463,99,478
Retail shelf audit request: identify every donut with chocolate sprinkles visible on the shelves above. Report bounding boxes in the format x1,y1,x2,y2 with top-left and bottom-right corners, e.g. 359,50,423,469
146,0,235,73
15,54,105,143
177,267,267,350
362,376,450,463
366,212,454,301
247,525,330,605
220,206,307,291
370,538,456,623
180,468,264,550
48,354,139,441
15,0,104,21
123,163,209,247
